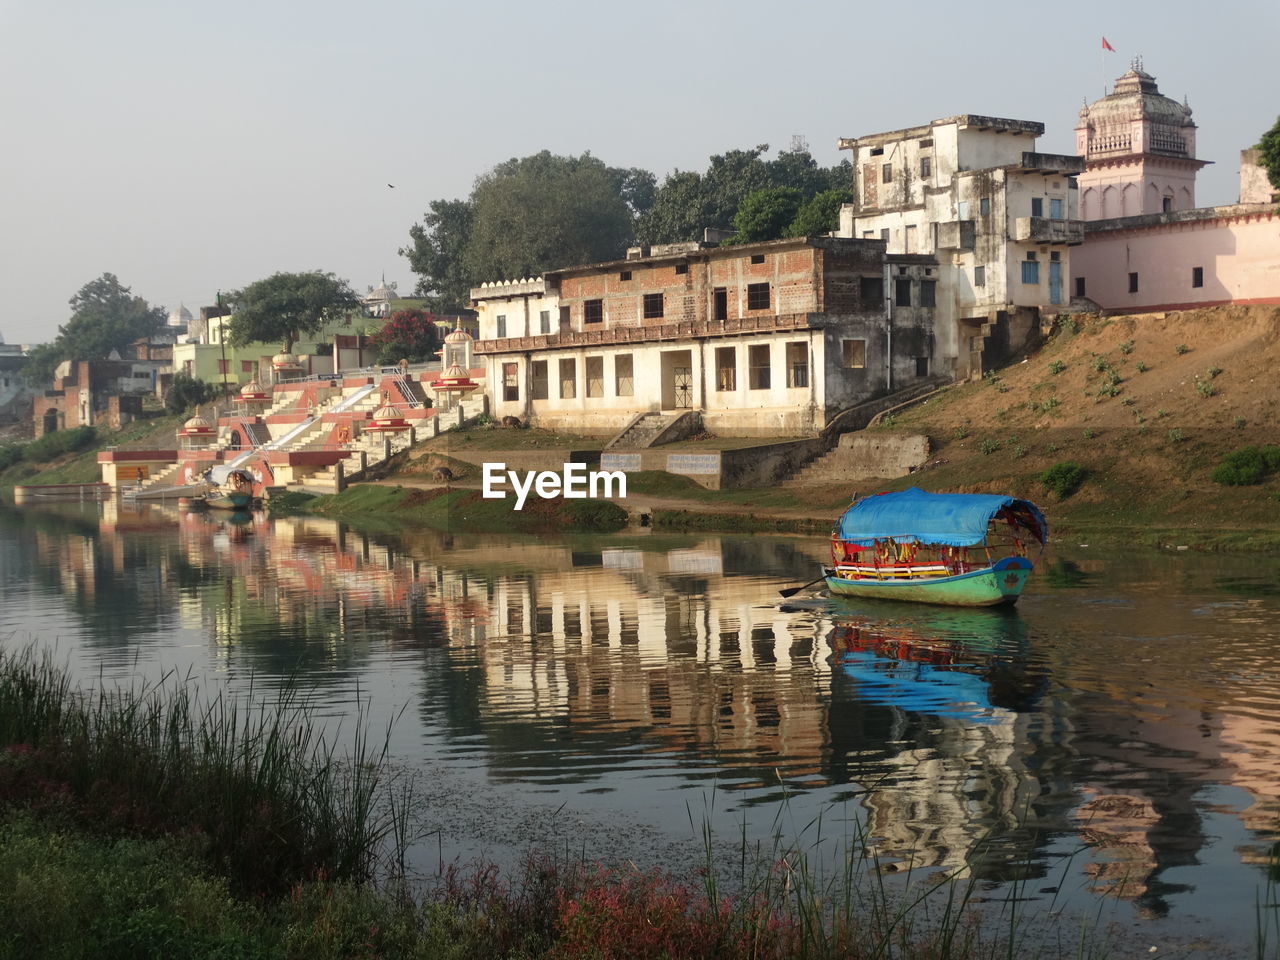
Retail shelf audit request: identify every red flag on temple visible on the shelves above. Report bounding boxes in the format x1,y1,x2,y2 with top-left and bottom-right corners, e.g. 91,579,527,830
1101,37,1115,51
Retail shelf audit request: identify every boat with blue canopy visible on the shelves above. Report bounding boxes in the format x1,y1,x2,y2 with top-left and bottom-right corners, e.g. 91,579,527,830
823,487,1048,607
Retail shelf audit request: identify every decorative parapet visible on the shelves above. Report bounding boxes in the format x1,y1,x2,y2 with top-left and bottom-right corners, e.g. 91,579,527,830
1017,152,1086,174
469,277,548,301
474,312,822,354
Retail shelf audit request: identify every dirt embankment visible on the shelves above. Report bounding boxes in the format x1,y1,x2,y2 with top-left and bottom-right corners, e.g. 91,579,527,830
870,305,1280,545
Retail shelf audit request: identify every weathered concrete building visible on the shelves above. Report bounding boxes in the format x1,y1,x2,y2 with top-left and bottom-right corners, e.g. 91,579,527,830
1070,65,1280,313
836,115,1084,379
470,237,936,436
32,358,162,437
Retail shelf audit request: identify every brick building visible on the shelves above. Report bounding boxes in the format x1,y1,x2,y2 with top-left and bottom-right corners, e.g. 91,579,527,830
470,236,936,436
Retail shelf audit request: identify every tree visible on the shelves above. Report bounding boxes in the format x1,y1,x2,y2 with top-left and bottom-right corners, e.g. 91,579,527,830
224,272,360,354
723,187,804,244
370,309,440,365
637,146,852,245
165,373,218,415
402,152,650,309
400,198,474,312
1259,115,1280,194
23,273,164,383
786,189,853,238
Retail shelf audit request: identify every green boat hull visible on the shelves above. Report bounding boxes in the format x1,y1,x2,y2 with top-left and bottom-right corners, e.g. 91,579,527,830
824,562,1031,607
205,491,253,510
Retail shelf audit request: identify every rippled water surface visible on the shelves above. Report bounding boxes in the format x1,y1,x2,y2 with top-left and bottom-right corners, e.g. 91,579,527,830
2,501,1279,948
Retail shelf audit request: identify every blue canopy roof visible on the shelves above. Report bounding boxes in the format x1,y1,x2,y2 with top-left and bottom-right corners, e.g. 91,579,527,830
835,487,1046,547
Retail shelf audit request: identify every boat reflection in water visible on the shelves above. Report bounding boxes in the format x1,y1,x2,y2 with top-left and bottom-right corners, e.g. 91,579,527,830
820,600,1053,876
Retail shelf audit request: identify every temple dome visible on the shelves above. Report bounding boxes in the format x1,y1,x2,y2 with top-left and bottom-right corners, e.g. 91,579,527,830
1082,66,1193,126
168,304,193,328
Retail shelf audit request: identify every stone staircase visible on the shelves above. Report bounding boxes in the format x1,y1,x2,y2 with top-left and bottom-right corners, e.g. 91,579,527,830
606,411,698,449
784,433,931,487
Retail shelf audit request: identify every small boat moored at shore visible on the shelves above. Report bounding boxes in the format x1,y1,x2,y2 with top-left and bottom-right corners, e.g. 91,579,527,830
201,469,255,510
824,487,1048,607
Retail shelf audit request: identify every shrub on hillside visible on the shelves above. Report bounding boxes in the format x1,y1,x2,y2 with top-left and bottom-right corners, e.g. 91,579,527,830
165,372,218,415
1040,460,1087,500
0,444,22,470
22,427,97,463
1211,446,1280,486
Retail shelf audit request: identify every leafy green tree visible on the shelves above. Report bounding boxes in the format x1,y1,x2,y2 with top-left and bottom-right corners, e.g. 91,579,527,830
1259,115,1280,194
164,373,218,415
224,272,360,354
401,198,474,312
724,187,804,244
402,153,649,309
786,189,853,237
638,147,852,245
370,309,440,365
463,151,635,282
22,273,164,383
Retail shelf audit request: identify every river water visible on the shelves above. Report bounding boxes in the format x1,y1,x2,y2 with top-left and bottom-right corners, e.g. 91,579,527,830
1,501,1278,952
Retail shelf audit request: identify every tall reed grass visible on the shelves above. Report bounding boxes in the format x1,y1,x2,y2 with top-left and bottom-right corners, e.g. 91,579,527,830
0,645,408,897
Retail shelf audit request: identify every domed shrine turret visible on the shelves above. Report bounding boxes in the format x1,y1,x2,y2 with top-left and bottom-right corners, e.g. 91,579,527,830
1074,60,1208,220
178,413,216,449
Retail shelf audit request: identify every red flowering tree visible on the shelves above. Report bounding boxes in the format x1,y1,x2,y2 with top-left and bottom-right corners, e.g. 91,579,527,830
371,309,440,365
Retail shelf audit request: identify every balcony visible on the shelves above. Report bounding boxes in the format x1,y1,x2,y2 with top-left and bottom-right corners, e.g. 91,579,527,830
937,220,976,251
474,312,822,354
1014,217,1084,245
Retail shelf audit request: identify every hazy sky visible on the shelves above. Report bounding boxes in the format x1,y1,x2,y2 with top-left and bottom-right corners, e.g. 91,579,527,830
2,0,1276,346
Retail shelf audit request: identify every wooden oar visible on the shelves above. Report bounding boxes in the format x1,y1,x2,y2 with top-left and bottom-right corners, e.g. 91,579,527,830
778,574,828,599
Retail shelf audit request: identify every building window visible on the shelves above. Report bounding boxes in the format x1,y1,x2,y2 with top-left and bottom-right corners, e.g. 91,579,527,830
750,254,765,265
916,357,929,376
748,345,770,389
894,278,911,307
619,270,631,281
880,227,890,242
1022,258,1040,284
539,310,551,335
615,354,634,396
559,306,570,329
531,360,548,400
919,138,932,148
1129,272,1139,293
715,347,736,391
496,314,506,338
585,356,603,398
863,230,875,238
184,360,193,375
1075,277,1086,297
559,359,576,398
1050,198,1063,219
882,163,893,184
920,280,937,308
746,282,770,311
870,146,884,156
1050,251,1060,262
502,362,519,402
1031,197,1043,217
842,339,866,369
979,196,991,216
713,288,728,321
786,342,808,388
920,156,932,178
675,263,688,275
643,293,664,319
957,200,971,219
1162,196,1173,213
859,276,883,307
974,265,986,287
583,300,603,324
217,359,229,375
1192,266,1204,288
241,360,254,373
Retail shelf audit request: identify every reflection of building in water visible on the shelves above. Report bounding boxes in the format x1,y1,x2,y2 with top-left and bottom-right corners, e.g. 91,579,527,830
430,543,834,786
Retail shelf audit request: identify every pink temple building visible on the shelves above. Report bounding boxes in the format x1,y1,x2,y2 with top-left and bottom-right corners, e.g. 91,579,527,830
1071,61,1279,313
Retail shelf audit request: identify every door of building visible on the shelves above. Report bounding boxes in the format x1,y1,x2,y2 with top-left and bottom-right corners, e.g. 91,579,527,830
1049,260,1063,305
673,367,692,408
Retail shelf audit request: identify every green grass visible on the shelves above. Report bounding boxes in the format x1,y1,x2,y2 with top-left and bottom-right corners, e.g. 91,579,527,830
0,646,406,898
308,484,628,533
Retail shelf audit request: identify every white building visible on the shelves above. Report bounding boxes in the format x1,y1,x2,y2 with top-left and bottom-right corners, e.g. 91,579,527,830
837,115,1084,379
470,237,938,437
